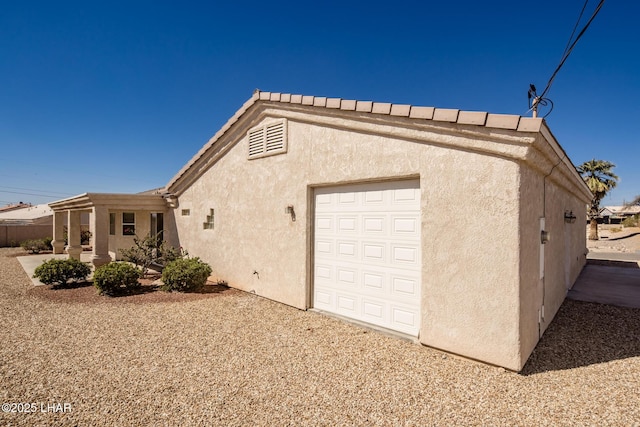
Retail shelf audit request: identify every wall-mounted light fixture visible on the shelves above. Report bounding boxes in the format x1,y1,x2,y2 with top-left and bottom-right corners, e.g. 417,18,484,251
541,230,551,244
162,193,179,208
564,210,577,224
286,205,296,222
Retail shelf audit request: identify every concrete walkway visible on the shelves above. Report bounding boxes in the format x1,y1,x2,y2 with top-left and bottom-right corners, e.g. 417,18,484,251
17,253,94,286
568,262,640,309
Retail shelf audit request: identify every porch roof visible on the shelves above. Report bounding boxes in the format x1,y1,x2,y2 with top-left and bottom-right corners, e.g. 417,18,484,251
49,193,168,211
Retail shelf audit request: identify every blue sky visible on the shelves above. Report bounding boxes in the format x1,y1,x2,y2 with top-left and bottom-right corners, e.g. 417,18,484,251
1,1,637,206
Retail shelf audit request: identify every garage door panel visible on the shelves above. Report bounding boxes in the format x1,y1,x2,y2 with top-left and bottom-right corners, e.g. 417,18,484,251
362,271,385,292
315,215,334,232
337,216,358,233
391,306,419,334
392,216,419,236
362,299,386,322
362,242,386,263
315,239,334,257
314,289,333,309
336,267,357,287
314,263,333,281
336,240,358,258
362,216,386,234
391,245,419,266
391,276,419,297
314,180,421,337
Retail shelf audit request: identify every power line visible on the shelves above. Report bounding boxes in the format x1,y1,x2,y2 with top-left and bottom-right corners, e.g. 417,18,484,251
528,0,606,117
0,190,65,199
0,185,75,197
539,0,606,100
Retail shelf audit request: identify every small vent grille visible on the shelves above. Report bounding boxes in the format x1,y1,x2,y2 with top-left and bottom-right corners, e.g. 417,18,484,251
247,119,287,159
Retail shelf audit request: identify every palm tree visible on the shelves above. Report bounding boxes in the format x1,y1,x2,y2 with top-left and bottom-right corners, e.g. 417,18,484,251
577,159,619,240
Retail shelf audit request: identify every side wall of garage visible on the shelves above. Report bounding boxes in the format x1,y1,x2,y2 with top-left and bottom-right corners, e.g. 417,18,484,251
173,109,528,369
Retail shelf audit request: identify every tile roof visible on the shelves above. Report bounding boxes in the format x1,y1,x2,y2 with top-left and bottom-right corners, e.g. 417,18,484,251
166,90,545,192
253,90,543,131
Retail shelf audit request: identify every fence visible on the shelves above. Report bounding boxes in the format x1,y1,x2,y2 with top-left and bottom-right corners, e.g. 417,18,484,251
0,225,53,247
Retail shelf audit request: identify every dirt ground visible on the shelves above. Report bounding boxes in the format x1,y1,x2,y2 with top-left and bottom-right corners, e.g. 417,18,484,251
587,225,640,253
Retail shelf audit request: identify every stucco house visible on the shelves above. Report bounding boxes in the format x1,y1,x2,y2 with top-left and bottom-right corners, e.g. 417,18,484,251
49,90,592,371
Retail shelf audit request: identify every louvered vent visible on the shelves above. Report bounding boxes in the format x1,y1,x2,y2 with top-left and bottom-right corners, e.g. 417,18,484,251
247,119,287,159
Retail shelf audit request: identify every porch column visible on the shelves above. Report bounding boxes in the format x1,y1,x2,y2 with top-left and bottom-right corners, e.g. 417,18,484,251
66,210,82,260
51,210,65,254
91,206,111,268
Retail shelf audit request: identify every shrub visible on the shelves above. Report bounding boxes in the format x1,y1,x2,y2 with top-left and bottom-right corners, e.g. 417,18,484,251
119,234,184,276
161,257,212,292
42,237,53,250
21,239,50,254
33,258,91,286
93,262,141,296
622,215,639,228
81,230,92,245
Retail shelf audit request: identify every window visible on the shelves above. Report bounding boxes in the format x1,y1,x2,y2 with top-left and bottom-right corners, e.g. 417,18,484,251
122,212,135,236
109,213,116,235
203,209,214,230
181,209,191,216
247,118,287,159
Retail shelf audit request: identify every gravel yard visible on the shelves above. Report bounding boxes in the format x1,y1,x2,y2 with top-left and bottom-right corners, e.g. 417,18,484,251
1,247,639,426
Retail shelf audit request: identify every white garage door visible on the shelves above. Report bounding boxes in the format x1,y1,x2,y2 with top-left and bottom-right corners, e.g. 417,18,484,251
313,180,421,336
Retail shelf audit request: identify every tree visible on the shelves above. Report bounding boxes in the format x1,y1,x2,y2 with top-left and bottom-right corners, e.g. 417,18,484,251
577,159,619,240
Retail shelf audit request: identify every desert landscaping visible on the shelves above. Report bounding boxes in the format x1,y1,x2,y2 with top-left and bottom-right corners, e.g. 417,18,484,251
1,243,639,426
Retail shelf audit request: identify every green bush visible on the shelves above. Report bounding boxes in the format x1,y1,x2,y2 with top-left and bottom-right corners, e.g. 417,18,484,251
119,234,184,276
161,257,212,292
93,262,141,296
622,215,639,228
21,239,50,254
42,237,53,250
81,230,92,245
33,258,91,286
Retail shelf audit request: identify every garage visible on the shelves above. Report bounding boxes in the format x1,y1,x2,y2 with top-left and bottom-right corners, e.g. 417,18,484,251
313,180,422,336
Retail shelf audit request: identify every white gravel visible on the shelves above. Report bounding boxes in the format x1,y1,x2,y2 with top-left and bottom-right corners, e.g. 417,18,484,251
1,247,639,426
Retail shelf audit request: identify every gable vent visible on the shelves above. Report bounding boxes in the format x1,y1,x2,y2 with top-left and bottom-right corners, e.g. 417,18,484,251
247,119,287,159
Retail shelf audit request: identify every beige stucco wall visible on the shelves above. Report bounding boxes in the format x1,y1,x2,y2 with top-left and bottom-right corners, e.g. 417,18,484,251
172,108,541,370
517,137,590,369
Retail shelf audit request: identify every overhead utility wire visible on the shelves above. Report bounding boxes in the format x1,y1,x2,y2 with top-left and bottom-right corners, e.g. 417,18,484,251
0,185,75,197
562,0,589,60
539,0,605,100
528,0,605,118
0,190,64,199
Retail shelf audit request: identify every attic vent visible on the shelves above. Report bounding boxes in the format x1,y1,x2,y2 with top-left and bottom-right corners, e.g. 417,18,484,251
247,119,287,159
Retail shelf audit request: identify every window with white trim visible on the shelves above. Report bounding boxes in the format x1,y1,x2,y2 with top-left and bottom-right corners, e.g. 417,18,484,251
247,118,287,159
122,212,135,236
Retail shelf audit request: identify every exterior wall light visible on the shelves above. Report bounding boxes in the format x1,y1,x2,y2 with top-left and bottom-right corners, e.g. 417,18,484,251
286,205,296,222
541,230,551,244
564,211,577,224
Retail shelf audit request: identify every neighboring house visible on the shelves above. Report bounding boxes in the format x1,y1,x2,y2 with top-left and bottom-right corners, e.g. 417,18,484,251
49,90,592,371
599,205,640,224
0,202,33,213
0,204,53,247
0,204,90,247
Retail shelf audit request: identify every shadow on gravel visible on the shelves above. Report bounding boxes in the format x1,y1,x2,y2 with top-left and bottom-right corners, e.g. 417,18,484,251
51,281,93,290
606,232,640,242
520,299,640,375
